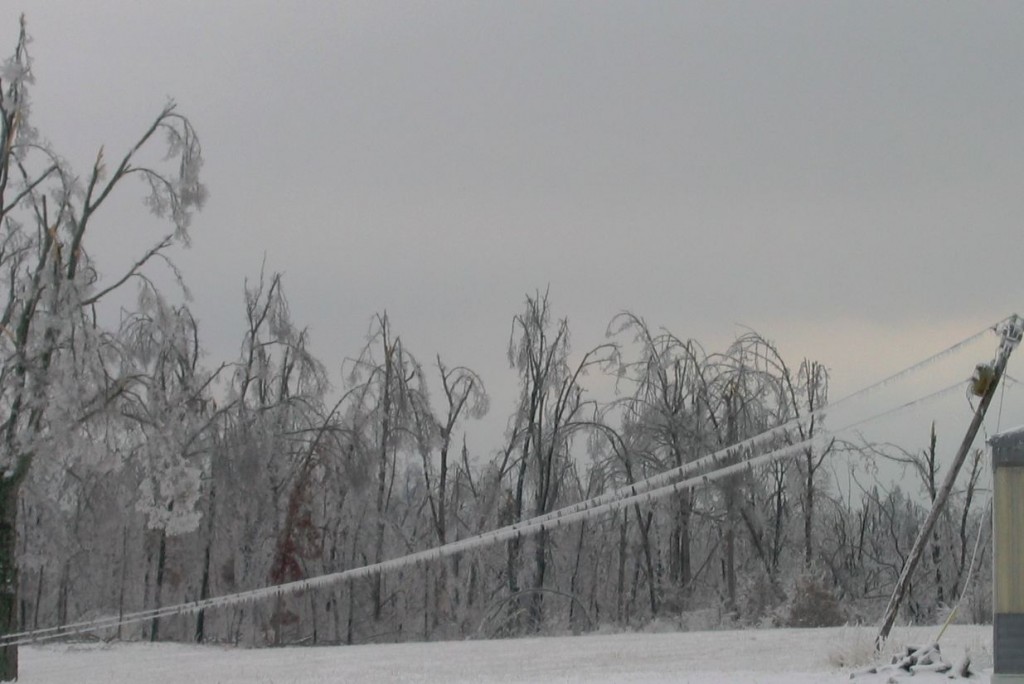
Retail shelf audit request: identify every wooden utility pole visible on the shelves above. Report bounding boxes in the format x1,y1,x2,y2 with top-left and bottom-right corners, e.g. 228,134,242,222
876,315,1023,649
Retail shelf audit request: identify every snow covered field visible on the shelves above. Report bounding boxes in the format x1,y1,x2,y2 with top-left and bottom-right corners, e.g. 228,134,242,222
18,624,993,683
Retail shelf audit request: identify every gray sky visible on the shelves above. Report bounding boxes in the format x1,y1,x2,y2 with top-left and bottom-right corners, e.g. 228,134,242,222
4,2,1023,459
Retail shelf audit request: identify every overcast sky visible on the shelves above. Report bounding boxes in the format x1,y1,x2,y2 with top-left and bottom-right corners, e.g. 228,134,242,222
3,2,1023,455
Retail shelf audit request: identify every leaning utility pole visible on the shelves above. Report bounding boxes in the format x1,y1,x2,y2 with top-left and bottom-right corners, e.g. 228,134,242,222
877,314,1023,649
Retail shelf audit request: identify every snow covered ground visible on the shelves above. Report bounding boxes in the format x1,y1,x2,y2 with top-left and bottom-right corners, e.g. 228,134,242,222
19,624,993,683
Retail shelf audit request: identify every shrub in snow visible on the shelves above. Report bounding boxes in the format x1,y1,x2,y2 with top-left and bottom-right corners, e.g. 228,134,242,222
827,626,878,668
677,608,724,632
738,570,785,626
784,575,844,628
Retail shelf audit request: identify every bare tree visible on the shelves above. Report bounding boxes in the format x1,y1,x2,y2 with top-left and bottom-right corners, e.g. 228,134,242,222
214,271,328,644
696,334,787,612
116,289,223,641
781,358,834,569
413,357,487,632
343,313,428,626
609,312,704,598
504,291,616,630
862,425,985,617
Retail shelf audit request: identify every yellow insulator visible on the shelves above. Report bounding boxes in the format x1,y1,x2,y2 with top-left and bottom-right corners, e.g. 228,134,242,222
970,362,995,397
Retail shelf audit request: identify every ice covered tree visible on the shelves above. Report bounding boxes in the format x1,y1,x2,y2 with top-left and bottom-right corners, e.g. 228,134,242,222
215,271,328,644
683,332,791,614
115,288,220,640
0,18,205,678
412,357,487,633
856,426,986,623
609,312,705,603
342,313,430,627
776,355,833,569
503,291,616,631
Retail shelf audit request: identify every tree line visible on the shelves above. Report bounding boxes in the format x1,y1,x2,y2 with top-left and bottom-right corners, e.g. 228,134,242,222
17,284,990,647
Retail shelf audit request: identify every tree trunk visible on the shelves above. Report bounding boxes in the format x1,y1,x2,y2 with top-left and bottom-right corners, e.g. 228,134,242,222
528,529,548,630
195,541,212,643
32,567,42,632
568,522,586,630
724,524,736,613
0,478,19,681
332,588,342,644
803,458,814,568
673,491,693,591
423,568,431,639
723,482,737,615
636,508,657,616
195,480,216,643
723,394,738,614
346,585,354,645
150,501,174,643
117,525,128,641
506,459,528,628
616,512,628,623
57,560,69,629
372,449,388,622
309,589,318,645
150,526,168,642
373,348,394,624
